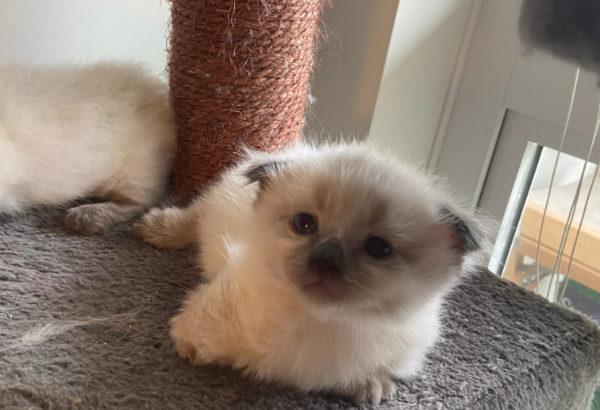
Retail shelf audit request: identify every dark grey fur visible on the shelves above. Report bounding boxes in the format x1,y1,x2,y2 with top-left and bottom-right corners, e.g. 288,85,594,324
245,160,287,187
1,210,599,409
439,206,480,252
519,0,600,75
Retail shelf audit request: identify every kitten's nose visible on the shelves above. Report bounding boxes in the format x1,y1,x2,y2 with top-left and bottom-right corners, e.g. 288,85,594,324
308,238,345,277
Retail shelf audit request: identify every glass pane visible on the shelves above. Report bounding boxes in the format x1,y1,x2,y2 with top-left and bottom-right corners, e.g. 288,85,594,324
491,146,600,324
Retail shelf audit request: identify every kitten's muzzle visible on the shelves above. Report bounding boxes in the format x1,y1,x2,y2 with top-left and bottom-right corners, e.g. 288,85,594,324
308,238,345,278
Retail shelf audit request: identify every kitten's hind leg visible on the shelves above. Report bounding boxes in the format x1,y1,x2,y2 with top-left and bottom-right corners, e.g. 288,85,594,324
65,200,146,235
65,174,169,235
135,205,200,248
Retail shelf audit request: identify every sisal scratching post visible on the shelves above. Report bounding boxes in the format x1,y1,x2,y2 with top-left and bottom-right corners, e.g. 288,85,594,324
168,0,324,200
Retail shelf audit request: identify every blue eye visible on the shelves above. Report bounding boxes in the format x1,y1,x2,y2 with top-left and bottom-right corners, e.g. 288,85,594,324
292,213,318,234
364,236,392,259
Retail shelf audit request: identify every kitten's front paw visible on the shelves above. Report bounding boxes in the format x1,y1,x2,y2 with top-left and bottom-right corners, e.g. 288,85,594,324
340,375,396,405
170,312,204,365
173,337,199,364
65,204,113,234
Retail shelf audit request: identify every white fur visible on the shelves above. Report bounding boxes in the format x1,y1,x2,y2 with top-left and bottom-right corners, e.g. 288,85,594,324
137,142,481,404
0,62,176,233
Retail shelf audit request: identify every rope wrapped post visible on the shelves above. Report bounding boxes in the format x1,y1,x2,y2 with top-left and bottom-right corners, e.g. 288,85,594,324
168,0,324,200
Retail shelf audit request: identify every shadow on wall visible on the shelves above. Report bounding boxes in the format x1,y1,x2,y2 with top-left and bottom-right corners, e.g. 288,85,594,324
304,0,399,140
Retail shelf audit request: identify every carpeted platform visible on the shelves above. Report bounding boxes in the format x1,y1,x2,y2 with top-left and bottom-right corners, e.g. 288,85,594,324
1,210,600,409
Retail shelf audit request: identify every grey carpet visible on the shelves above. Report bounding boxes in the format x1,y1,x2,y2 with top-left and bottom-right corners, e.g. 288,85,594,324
1,210,600,410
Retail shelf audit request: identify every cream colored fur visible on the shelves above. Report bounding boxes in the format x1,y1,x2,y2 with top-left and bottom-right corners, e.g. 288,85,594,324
137,142,480,404
0,62,176,233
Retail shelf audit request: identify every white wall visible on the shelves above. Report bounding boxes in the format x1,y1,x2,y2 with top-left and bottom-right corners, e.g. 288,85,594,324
369,0,479,166
0,0,170,79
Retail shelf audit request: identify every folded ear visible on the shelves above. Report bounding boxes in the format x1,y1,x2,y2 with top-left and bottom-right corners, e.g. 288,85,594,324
244,160,287,189
438,206,480,253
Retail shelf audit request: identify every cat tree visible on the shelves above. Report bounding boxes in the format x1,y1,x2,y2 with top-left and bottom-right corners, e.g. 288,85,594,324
1,1,599,409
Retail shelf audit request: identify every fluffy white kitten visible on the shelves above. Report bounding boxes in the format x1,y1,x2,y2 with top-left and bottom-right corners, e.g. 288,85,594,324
137,142,481,404
0,62,176,234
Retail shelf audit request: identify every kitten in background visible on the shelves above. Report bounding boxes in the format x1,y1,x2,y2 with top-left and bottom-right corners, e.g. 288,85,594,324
136,142,486,404
0,62,176,234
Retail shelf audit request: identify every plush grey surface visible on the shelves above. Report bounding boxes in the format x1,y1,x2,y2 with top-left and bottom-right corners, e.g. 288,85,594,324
1,210,600,410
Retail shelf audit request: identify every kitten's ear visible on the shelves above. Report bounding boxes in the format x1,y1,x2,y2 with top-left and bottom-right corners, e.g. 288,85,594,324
244,160,287,188
438,206,480,253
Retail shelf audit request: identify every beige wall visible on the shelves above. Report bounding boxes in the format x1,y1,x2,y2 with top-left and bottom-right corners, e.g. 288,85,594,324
305,1,399,140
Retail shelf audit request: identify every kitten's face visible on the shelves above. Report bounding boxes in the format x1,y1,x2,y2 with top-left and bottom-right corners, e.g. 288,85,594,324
248,146,476,315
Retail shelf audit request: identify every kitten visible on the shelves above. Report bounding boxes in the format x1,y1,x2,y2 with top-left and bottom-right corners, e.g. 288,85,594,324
136,142,481,404
0,62,176,234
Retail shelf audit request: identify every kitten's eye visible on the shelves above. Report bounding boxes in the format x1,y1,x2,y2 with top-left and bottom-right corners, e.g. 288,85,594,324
292,213,318,234
364,236,392,259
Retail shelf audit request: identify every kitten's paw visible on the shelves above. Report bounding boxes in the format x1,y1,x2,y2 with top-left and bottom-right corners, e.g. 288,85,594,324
340,374,396,405
135,207,193,248
65,204,113,235
173,337,199,364
171,318,204,366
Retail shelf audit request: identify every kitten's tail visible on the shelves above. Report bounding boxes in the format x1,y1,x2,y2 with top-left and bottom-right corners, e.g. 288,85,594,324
135,204,200,249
